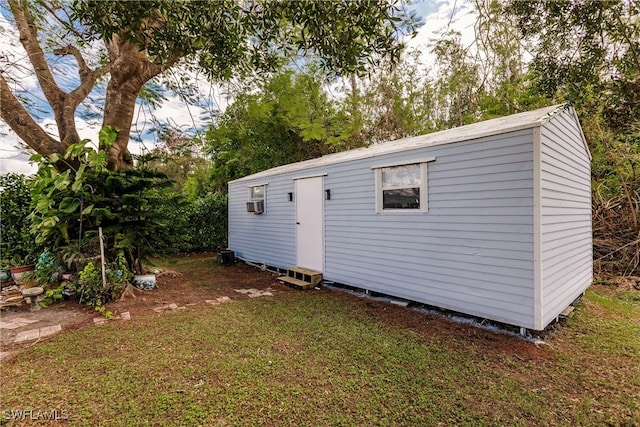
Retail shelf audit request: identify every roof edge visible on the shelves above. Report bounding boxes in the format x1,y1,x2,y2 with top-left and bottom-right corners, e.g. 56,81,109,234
231,104,567,184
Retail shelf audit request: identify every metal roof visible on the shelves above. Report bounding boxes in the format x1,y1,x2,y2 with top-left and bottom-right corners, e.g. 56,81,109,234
231,103,569,183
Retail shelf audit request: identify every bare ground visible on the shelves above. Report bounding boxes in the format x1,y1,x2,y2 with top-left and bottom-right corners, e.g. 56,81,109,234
2,253,550,361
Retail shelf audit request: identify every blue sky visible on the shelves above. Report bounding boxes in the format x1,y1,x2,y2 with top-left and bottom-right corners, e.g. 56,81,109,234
0,0,475,175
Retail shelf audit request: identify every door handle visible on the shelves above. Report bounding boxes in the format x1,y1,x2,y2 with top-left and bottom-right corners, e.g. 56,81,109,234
296,222,300,225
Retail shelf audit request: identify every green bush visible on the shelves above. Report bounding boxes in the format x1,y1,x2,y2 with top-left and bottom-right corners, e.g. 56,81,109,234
187,192,228,251
0,173,40,265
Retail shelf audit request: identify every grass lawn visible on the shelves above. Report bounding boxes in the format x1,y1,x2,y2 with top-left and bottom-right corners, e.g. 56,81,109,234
1,256,639,426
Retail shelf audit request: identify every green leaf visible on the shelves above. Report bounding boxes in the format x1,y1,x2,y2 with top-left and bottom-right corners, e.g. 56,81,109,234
82,204,94,215
99,125,119,148
36,197,52,211
59,198,81,214
71,180,83,193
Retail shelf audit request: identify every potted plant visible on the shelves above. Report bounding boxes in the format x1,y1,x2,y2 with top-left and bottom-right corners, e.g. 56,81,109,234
0,260,11,283
9,257,36,285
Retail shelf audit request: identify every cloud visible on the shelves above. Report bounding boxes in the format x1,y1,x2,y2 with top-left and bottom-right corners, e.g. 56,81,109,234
0,15,39,92
0,124,38,175
407,0,477,70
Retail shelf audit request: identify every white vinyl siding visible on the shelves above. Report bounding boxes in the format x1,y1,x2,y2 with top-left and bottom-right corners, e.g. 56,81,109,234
320,130,535,327
229,179,295,267
228,105,592,331
539,111,592,327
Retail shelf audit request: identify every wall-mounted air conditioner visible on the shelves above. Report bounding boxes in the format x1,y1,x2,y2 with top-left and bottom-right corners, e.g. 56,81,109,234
246,200,264,214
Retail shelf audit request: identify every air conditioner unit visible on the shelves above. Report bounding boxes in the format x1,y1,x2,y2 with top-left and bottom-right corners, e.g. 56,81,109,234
246,200,264,214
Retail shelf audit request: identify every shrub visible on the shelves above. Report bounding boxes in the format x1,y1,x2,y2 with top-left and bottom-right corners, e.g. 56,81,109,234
187,192,228,251
0,173,39,265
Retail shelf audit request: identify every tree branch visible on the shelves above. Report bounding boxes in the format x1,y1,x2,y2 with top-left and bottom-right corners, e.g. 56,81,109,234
8,0,65,109
53,45,91,79
0,72,64,157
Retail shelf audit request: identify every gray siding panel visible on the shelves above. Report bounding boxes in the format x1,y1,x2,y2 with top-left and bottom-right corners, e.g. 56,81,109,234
228,178,297,268
321,130,536,328
540,110,593,327
229,106,591,331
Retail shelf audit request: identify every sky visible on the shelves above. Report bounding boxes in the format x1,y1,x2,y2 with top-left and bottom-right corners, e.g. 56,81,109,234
0,0,476,176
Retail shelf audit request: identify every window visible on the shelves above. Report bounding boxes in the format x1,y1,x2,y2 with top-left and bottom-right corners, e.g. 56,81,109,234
373,158,434,213
247,184,266,214
249,185,265,202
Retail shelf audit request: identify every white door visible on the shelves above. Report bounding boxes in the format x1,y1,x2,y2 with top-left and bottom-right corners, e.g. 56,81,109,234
295,176,324,272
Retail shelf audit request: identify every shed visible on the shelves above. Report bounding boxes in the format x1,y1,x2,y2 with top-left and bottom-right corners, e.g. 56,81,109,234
228,104,593,331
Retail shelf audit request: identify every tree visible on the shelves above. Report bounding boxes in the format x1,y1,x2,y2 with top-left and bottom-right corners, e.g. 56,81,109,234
345,49,438,144
206,67,347,190
1,0,418,171
432,31,483,128
505,0,640,273
473,0,548,118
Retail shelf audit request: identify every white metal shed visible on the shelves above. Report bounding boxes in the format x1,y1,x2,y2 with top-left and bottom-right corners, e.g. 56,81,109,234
228,104,593,331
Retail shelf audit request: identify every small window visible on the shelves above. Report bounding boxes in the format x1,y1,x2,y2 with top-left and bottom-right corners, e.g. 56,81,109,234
373,159,433,213
247,184,266,214
250,185,265,201
382,164,420,209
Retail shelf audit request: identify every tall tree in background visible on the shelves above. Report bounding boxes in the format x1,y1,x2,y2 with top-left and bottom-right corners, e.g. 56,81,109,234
506,0,640,272
432,31,483,127
348,49,438,143
206,68,348,191
473,0,548,117
0,0,417,171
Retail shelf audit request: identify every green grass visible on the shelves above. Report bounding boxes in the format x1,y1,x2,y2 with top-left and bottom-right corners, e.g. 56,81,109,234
1,281,639,426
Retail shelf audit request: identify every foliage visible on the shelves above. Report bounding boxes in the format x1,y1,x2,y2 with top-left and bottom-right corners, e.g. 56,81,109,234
77,261,102,305
346,49,439,145
186,192,228,251
432,31,483,128
0,173,39,265
71,0,417,78
40,283,68,308
206,68,349,189
28,131,111,249
505,0,640,273
28,127,179,274
33,250,63,286
2,0,417,171
76,260,126,309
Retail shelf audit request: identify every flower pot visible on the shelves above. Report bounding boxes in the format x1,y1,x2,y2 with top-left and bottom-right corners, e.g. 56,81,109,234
132,274,156,290
0,269,11,282
10,265,35,285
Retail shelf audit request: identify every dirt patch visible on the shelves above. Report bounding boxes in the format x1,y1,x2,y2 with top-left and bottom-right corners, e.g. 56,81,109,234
322,289,549,361
0,254,291,354
2,253,553,361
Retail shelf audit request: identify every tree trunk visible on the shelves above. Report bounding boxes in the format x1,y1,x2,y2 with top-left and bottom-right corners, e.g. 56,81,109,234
102,38,163,171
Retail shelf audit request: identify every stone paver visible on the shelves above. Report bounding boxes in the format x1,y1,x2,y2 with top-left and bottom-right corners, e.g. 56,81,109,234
14,329,40,343
39,325,62,337
0,317,39,330
236,288,275,298
0,321,22,330
152,303,183,313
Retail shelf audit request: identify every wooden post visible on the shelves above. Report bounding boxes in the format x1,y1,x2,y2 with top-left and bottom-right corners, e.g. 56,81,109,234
98,226,107,289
